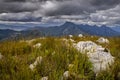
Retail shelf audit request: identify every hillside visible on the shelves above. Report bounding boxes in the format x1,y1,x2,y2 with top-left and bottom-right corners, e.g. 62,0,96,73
0,22,120,41
0,36,120,80
0,29,21,40
111,26,120,33
0,24,32,31
23,22,120,37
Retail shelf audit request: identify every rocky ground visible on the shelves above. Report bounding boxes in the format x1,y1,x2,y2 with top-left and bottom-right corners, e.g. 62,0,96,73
0,35,120,80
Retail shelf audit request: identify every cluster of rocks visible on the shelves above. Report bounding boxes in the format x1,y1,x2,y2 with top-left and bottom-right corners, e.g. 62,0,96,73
27,36,113,79
74,40,114,73
69,34,83,38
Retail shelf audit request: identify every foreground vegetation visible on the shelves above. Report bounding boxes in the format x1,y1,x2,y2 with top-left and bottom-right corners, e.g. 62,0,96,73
0,36,120,80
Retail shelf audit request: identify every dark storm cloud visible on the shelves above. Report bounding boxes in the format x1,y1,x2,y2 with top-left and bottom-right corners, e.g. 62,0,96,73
0,0,120,14
91,0,120,6
0,2,38,13
44,0,120,16
4,0,25,2
31,0,120,16
0,0,120,25
0,12,42,22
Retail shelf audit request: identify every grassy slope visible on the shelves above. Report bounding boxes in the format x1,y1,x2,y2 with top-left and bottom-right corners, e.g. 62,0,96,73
0,36,120,80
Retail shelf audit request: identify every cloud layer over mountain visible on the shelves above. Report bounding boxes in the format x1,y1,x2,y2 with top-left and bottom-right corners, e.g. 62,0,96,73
0,0,120,26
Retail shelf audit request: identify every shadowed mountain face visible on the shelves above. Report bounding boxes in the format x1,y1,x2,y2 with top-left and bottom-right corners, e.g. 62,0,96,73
0,22,120,40
22,22,120,37
0,29,20,40
111,26,120,33
0,24,32,31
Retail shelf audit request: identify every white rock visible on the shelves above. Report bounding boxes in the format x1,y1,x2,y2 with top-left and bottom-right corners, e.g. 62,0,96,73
69,35,73,38
68,64,74,69
34,56,43,66
41,76,48,80
78,34,83,37
97,37,109,44
29,64,35,71
74,41,114,73
87,51,114,73
33,43,41,48
75,41,102,53
29,56,43,70
63,71,70,78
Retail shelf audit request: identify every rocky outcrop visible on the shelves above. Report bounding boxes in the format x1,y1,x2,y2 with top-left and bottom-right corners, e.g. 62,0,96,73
74,41,114,73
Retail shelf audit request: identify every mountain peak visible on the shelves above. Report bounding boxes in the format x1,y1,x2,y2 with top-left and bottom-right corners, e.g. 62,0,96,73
62,21,76,26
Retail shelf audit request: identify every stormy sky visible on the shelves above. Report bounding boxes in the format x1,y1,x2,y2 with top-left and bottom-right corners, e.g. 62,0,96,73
0,0,120,26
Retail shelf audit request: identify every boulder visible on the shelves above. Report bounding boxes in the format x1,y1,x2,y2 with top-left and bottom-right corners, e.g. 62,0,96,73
69,35,73,38
87,51,114,73
75,41,104,53
33,43,41,48
74,41,114,73
97,37,109,44
63,71,70,79
78,34,83,37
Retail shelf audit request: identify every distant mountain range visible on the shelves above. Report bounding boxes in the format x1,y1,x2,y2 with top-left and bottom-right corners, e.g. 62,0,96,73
0,22,120,40
111,26,120,33
0,29,20,40
0,24,35,31
21,22,120,37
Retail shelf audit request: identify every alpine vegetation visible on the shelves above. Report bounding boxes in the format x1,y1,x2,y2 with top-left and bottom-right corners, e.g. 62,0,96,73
0,53,3,60
0,36,120,80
